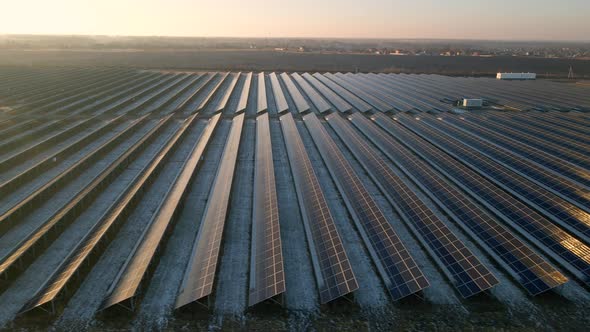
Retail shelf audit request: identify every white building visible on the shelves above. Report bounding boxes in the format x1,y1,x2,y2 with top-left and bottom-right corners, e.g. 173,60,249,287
496,73,537,80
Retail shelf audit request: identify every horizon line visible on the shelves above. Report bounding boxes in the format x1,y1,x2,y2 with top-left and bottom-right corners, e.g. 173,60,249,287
1,33,589,44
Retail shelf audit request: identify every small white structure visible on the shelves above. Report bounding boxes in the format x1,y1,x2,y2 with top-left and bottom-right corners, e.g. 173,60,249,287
496,72,536,80
462,98,483,108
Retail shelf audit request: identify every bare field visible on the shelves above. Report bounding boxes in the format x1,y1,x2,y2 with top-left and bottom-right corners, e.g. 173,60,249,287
0,49,589,77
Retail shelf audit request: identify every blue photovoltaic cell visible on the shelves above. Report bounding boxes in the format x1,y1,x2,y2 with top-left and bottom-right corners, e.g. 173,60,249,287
290,73,331,113
351,112,567,295
249,112,285,306
306,113,429,300
377,114,590,284
324,114,498,298
176,113,245,309
269,72,289,114
280,72,310,113
280,112,358,303
257,72,268,113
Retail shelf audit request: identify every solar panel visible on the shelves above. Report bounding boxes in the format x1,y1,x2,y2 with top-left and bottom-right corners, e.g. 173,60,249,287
236,72,253,113
249,112,285,306
101,113,222,311
20,114,193,314
279,72,310,113
310,113,430,300
394,115,590,250
320,113,498,297
325,113,498,298
547,114,590,135
301,73,352,113
510,115,590,149
350,74,419,112
374,114,590,286
441,115,590,188
311,73,372,112
364,74,447,113
279,112,358,303
461,114,590,171
269,72,289,114
174,73,216,112
196,72,230,112
290,73,331,113
352,112,567,295
0,115,151,279
175,113,245,309
324,73,393,112
490,115,590,157
257,72,268,113
215,73,240,112
420,118,590,211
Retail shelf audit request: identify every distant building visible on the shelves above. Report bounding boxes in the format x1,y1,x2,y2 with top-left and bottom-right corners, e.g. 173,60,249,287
462,98,483,108
496,72,537,80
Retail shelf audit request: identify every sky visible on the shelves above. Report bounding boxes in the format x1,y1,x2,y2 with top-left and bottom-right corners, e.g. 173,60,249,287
1,0,589,41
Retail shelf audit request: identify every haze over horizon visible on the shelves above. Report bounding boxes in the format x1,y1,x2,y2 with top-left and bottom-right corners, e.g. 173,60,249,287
1,0,589,41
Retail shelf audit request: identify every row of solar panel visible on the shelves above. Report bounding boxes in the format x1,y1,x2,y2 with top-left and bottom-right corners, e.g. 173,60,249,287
2,69,589,317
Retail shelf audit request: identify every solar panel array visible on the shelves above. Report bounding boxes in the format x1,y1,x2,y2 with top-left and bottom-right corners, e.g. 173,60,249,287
291,73,331,113
101,113,222,311
279,112,358,303
376,115,590,284
269,72,289,114
236,72,253,113
21,113,195,313
280,72,310,113
329,112,499,298
2,67,590,328
257,72,268,113
396,115,590,244
441,115,590,188
354,113,567,295
312,73,372,112
175,113,245,309
313,113,430,300
249,112,285,306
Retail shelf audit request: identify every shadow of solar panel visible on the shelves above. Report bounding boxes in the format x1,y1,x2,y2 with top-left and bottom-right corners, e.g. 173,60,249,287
279,112,358,303
175,113,245,309
329,113,498,298
249,112,285,306
355,112,567,295
308,113,429,300
379,114,590,286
